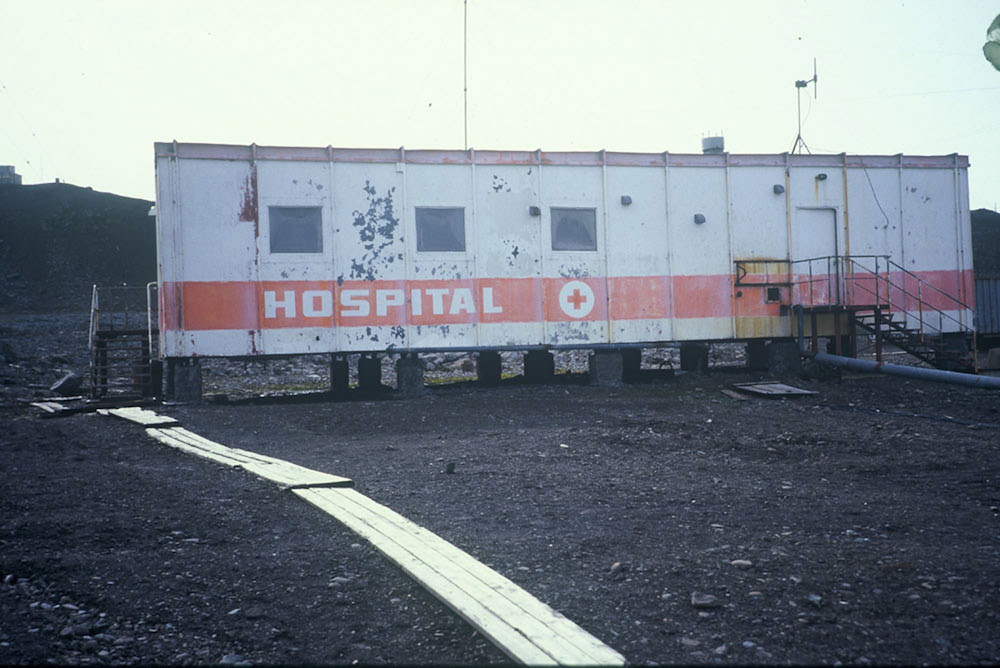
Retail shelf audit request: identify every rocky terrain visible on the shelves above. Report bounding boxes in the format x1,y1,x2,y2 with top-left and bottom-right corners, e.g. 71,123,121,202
3,307,1000,665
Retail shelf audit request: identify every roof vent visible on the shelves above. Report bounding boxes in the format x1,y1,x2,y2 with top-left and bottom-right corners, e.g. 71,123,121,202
701,136,725,155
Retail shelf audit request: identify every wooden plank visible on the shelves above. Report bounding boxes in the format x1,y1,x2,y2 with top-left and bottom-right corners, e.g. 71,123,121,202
145,427,352,489
138,422,617,664
31,401,64,414
335,489,625,666
146,428,253,468
102,406,179,427
19,395,84,403
733,382,818,396
295,488,560,665
720,389,749,401
168,429,352,488
317,490,588,663
297,488,625,666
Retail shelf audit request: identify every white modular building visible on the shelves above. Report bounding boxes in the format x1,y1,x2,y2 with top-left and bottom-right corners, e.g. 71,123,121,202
154,142,974,360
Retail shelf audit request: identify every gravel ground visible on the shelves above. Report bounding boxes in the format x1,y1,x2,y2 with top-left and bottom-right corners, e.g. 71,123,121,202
3,312,1000,665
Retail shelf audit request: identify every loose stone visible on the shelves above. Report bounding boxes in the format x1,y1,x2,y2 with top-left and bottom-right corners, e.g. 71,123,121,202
691,592,722,608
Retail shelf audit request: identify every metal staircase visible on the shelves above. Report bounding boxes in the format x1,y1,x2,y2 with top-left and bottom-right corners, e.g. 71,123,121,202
89,283,161,399
851,309,975,372
790,255,976,373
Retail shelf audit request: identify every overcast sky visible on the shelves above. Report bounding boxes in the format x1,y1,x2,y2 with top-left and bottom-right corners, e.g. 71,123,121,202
2,0,998,209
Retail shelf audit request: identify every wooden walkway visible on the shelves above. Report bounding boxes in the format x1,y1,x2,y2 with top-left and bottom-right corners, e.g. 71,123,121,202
100,407,625,665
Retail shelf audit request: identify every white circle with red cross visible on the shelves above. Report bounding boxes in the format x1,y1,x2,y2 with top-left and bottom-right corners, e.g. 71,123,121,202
558,280,595,318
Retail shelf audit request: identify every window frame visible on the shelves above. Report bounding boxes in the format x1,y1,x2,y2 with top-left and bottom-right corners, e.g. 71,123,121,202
415,206,467,253
550,206,599,252
266,204,324,255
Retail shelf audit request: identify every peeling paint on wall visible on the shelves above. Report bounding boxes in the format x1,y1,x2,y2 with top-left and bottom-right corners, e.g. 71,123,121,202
491,174,511,193
350,181,399,281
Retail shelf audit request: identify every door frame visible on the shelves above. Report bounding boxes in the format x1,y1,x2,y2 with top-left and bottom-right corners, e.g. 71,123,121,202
793,206,840,304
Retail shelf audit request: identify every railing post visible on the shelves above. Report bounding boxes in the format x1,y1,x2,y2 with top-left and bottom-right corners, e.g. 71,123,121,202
974,331,979,374
834,305,842,355
876,256,881,305
147,282,157,360
874,306,883,366
918,282,924,338
809,263,814,306
795,305,805,353
811,311,819,354
827,256,832,304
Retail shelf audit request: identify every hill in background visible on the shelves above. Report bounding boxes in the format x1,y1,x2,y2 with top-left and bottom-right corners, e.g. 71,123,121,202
972,208,1000,278
0,183,156,312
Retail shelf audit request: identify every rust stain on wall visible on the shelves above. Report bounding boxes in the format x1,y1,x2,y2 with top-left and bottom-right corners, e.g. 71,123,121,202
238,165,259,231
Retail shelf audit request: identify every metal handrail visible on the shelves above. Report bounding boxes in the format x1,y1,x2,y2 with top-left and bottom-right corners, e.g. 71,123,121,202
88,284,99,351
788,254,973,338
146,282,159,359
883,256,973,312
843,258,968,337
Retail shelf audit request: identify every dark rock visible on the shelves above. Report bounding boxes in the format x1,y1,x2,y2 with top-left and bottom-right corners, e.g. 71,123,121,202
50,371,83,396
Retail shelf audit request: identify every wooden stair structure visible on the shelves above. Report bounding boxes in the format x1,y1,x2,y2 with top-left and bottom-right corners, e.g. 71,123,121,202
89,283,161,399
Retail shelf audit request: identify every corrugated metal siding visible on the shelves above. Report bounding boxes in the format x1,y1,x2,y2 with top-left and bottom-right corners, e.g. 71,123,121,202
975,278,1000,335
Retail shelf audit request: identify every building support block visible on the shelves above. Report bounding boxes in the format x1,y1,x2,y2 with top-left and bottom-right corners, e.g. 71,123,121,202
621,348,642,383
166,358,202,402
330,355,349,394
746,340,768,371
396,354,425,397
358,354,382,391
766,339,802,374
477,351,502,387
589,350,624,386
680,343,709,373
523,350,555,384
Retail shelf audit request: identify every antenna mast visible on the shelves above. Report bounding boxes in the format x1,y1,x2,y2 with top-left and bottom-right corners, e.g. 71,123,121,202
463,0,468,150
791,58,818,154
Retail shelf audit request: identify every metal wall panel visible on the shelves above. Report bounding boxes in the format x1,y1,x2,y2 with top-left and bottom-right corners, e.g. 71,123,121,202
976,278,1000,335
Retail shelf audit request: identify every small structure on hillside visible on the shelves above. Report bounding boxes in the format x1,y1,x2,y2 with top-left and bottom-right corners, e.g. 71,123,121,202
0,165,22,185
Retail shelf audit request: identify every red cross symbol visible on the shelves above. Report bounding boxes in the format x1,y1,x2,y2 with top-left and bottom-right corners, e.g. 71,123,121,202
558,280,595,318
567,288,588,309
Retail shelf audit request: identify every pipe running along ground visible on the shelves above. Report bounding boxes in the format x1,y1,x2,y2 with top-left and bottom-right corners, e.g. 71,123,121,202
812,352,1000,390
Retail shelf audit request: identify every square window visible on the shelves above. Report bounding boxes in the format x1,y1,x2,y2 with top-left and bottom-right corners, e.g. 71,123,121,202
416,207,466,252
269,206,322,253
766,286,781,302
551,207,597,251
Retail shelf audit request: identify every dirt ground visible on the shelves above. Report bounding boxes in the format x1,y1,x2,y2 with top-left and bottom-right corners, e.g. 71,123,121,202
2,312,1000,665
